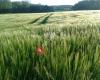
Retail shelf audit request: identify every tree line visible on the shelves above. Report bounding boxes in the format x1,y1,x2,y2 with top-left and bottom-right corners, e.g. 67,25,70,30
72,0,100,10
0,0,54,13
1,0,100,13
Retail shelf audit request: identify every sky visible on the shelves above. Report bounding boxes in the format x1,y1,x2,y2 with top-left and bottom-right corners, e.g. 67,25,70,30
11,0,82,5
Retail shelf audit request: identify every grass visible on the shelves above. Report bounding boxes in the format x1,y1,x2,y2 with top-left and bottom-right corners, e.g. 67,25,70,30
0,11,100,80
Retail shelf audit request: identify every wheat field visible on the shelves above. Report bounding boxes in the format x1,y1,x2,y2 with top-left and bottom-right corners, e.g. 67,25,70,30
0,11,100,80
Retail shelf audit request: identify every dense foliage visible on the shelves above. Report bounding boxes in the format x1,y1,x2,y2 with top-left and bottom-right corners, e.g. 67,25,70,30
0,0,72,13
0,0,12,13
1,0,100,13
0,1,54,13
73,0,100,10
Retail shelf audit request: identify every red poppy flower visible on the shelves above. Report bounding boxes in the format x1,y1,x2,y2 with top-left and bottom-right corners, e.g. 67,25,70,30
36,47,44,55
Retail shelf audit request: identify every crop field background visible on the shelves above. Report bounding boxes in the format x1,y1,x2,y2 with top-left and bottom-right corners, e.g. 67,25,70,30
0,11,100,80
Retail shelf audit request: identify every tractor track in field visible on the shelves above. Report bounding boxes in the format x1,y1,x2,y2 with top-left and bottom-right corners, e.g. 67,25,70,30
29,13,53,24
29,14,49,24
38,13,53,24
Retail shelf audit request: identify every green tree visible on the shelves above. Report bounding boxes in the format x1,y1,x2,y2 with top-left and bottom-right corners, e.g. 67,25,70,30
0,0,12,13
12,1,30,13
72,0,100,10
